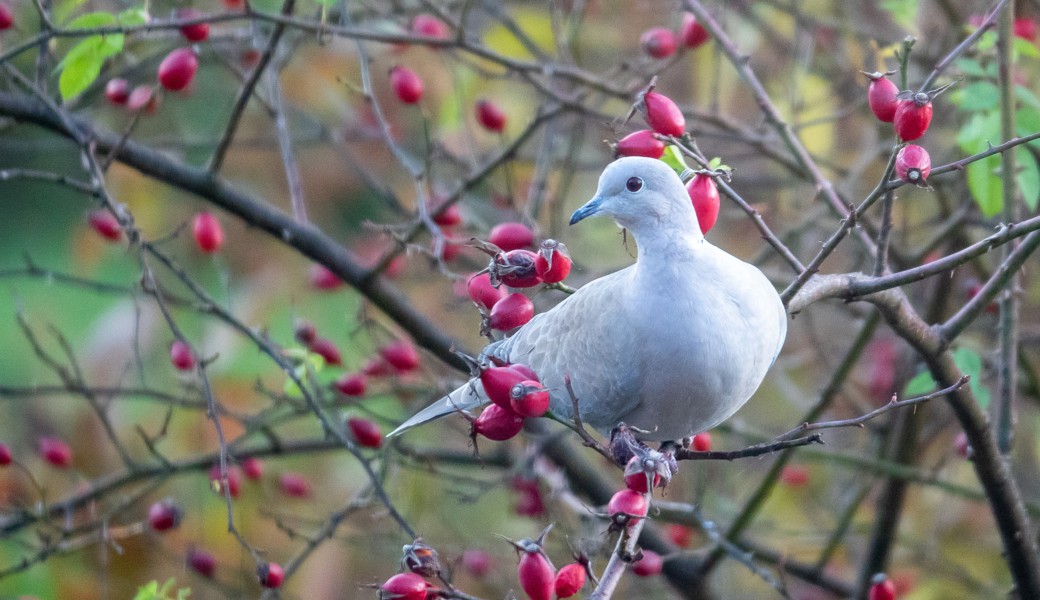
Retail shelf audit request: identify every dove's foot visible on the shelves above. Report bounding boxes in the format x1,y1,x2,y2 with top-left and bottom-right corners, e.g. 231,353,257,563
610,424,678,488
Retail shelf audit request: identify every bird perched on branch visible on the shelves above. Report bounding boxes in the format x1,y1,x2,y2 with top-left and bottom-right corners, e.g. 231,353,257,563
390,156,786,444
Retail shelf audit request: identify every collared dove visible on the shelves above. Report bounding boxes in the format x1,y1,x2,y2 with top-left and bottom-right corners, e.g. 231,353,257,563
390,157,786,441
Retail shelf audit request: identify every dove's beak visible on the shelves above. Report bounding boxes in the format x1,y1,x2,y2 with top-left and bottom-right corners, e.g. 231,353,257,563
569,196,604,225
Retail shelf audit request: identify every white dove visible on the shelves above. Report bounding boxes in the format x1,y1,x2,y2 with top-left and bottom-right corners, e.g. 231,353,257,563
390,156,786,442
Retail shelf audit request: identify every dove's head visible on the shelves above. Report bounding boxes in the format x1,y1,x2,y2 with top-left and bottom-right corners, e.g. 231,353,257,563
569,157,702,239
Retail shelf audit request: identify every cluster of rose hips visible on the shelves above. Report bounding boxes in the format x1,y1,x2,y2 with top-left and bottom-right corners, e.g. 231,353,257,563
864,71,935,186
637,12,712,60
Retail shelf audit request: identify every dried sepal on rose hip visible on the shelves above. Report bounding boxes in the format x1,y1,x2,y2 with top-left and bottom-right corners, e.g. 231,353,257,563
535,239,572,284
623,454,664,493
488,249,542,288
506,524,556,600
895,144,931,186
893,91,932,141
480,362,536,409
868,573,896,600
402,538,442,578
509,380,550,417
862,70,899,123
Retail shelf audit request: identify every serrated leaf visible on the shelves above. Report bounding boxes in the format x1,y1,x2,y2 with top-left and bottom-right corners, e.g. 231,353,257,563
952,81,999,112
64,10,116,29
59,41,105,100
1016,147,1040,211
659,145,688,175
967,154,1003,217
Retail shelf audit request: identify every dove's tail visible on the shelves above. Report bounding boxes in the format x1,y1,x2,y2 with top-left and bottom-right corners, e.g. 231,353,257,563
387,379,487,437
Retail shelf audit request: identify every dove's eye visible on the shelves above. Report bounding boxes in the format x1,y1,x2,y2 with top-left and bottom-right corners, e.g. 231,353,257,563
625,177,644,192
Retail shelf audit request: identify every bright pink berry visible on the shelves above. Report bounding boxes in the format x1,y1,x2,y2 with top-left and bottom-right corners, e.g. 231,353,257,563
780,464,810,487
461,549,493,577
209,464,242,498
309,263,343,290
509,380,550,418
347,416,382,448
893,93,933,141
554,563,586,598
187,547,217,578
864,73,899,123
192,211,223,253
480,364,530,410
642,91,685,137
410,13,449,39
489,221,534,252
0,443,10,466
895,144,931,185
278,472,311,498
608,489,649,522
39,437,72,468
615,129,665,159
380,339,421,372
680,12,709,48
241,457,264,480
666,524,693,548
467,272,507,310
308,337,342,366
170,340,195,371
258,562,284,589
158,47,198,92
476,99,507,132
508,362,539,381
381,572,428,600
686,173,720,234
489,293,534,331
0,2,13,30
869,573,897,600
632,550,664,577
127,85,159,114
177,8,209,42
390,66,423,104
692,431,712,452
492,249,541,288
534,239,572,283
517,545,555,600
640,27,677,59
104,78,130,105
624,455,662,493
147,499,183,531
1014,17,1038,41
334,372,367,397
88,210,122,241
472,404,525,441
432,202,462,226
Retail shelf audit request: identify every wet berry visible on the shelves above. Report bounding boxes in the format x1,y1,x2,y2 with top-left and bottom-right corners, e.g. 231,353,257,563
624,455,662,493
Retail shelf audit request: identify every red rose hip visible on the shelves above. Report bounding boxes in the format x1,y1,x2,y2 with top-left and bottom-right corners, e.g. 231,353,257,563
88,210,122,241
893,92,933,141
0,2,13,30
642,91,685,137
104,78,130,105
864,72,899,123
39,437,72,468
177,8,209,42
381,572,428,600
0,443,11,466
686,173,720,234
187,547,217,577
491,249,541,288
869,573,896,600
347,416,382,448
192,211,223,253
640,27,677,59
632,550,664,576
147,499,183,531
509,380,550,417
258,562,284,589
480,364,530,409
615,129,665,159
489,293,534,331
517,544,555,600
534,239,572,283
158,47,198,92
489,221,534,251
472,404,525,441
380,339,421,372
895,144,931,185
334,372,367,397
410,13,449,39
467,272,507,310
475,99,507,132
692,431,712,451
680,12,709,48
554,563,586,598
170,340,196,371
390,66,423,104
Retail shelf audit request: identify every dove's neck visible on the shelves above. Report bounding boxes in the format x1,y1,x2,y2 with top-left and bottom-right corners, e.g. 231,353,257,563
629,223,705,269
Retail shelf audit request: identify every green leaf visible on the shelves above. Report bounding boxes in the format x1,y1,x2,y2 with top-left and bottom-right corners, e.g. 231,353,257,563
1013,36,1040,59
59,40,106,100
117,7,149,26
1016,148,1040,211
1017,107,1040,138
881,0,918,28
953,57,988,78
659,145,688,176
64,10,116,29
956,111,1000,154
967,154,1003,217
1015,85,1040,110
952,348,989,408
133,581,159,600
951,81,999,112
903,370,934,397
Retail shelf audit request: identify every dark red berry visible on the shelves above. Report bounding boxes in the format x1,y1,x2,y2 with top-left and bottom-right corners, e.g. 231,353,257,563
294,321,317,345
39,437,72,468
632,550,664,576
347,416,382,448
241,457,264,480
476,99,507,132
642,91,685,137
334,372,367,397
893,93,933,141
0,2,13,30
192,211,223,253
512,477,545,517
608,489,649,525
410,13,449,39
433,202,462,226
895,144,931,185
381,572,428,600
623,455,661,493
158,48,198,92
869,573,896,600
640,27,677,59
864,72,899,123
187,547,217,578
104,78,130,105
362,355,393,377
692,431,712,451
680,12,710,48
88,210,122,241
209,464,242,497
554,563,586,598
390,66,423,104
308,337,342,366
489,293,534,331
509,381,550,418
177,8,209,42
467,272,507,310
258,562,284,589
127,85,159,114
472,404,525,441
955,431,971,459
278,472,311,498
0,443,11,466
666,524,693,548
517,544,555,600
686,173,720,234
309,264,342,290
480,364,530,409
147,499,183,531
489,221,534,251
534,239,572,283
402,539,441,577
170,340,195,371
491,249,541,288
615,129,665,159
379,339,421,372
